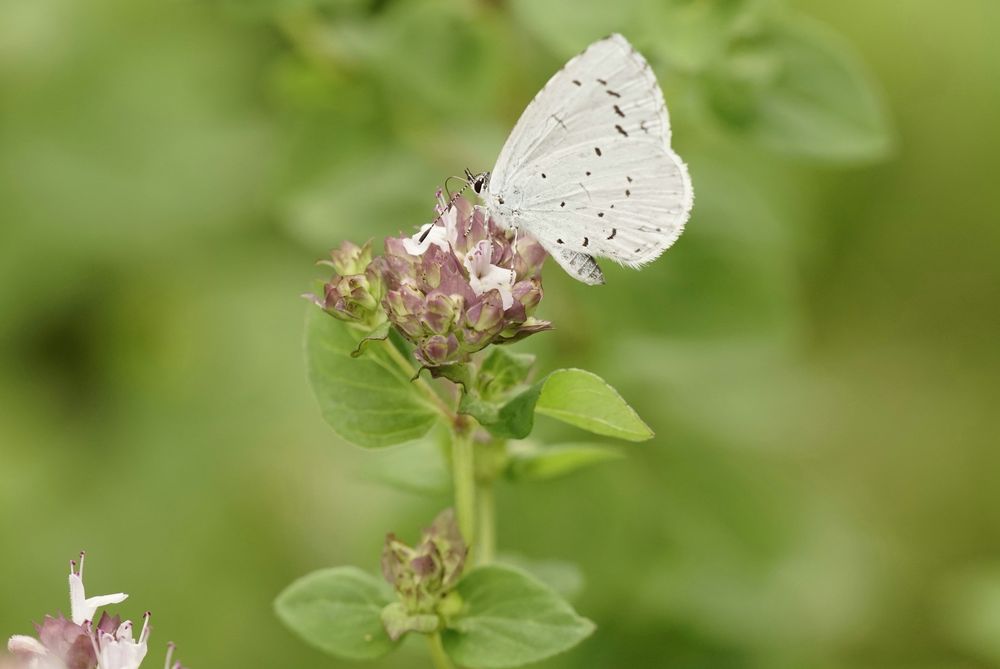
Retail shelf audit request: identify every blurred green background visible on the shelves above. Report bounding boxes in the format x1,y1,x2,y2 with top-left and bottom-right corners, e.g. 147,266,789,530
1,0,998,667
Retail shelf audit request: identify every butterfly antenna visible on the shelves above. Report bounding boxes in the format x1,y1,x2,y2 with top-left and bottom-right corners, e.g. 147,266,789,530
418,176,471,243
444,174,471,201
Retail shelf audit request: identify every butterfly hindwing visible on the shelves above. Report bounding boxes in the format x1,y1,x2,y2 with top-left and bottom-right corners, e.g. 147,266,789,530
487,34,693,276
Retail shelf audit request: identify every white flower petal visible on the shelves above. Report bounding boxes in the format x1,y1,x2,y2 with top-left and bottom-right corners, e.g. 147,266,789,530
98,628,148,669
469,266,515,309
441,206,460,248
69,568,128,625
403,223,450,256
68,572,87,624
8,635,47,657
464,240,515,309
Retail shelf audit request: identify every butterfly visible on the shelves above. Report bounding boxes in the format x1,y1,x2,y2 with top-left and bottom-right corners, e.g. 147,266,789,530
464,33,693,285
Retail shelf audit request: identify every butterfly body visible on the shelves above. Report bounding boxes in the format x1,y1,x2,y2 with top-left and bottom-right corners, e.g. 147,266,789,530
475,33,693,285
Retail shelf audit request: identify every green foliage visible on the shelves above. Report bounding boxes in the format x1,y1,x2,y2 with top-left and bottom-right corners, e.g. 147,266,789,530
507,442,623,482
349,320,391,358
443,565,595,668
940,566,1000,664
274,567,397,661
361,434,451,496
497,555,586,601
461,368,653,441
379,602,439,642
510,0,770,71
535,369,655,441
704,16,893,161
459,382,539,440
476,348,536,401
305,309,437,448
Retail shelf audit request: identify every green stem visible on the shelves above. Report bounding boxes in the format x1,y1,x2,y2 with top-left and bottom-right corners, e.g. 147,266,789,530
451,424,476,549
381,339,455,420
476,480,496,565
426,632,455,669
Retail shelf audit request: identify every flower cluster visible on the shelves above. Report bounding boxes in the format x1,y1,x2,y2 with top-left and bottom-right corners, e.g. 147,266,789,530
310,195,551,366
309,240,386,329
379,509,467,641
3,554,184,669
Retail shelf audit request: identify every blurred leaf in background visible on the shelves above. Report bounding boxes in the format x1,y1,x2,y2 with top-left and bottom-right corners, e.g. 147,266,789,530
1,0,999,668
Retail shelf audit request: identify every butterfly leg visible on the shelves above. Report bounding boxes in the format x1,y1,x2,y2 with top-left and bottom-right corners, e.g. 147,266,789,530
506,223,524,271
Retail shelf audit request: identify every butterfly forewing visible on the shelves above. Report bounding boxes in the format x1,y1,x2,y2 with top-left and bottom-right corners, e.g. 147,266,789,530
487,34,693,279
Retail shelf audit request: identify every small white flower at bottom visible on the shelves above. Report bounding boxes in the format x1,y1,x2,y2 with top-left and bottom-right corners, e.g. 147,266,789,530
69,553,128,626
90,613,149,669
163,642,182,669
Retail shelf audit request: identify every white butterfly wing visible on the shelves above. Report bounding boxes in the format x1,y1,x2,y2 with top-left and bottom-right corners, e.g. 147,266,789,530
487,34,693,283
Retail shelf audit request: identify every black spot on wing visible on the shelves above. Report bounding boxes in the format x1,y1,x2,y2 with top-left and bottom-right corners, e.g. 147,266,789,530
572,79,582,86
615,124,628,137
594,147,602,156
607,228,617,240
583,237,589,247
606,90,621,98
613,104,625,118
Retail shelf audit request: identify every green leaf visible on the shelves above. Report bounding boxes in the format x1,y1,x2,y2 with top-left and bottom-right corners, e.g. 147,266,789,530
306,309,438,448
497,554,586,601
380,602,440,642
427,362,473,389
274,567,398,661
535,369,654,442
507,443,623,482
476,348,535,401
708,15,893,162
460,368,651,441
508,0,641,57
361,433,450,496
509,0,771,73
459,383,541,440
443,565,595,668
453,349,535,436
648,0,774,72
350,320,391,358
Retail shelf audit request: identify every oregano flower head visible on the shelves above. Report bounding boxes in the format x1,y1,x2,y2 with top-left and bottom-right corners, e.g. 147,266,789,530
310,195,551,367
382,197,550,367
379,509,468,641
309,240,387,328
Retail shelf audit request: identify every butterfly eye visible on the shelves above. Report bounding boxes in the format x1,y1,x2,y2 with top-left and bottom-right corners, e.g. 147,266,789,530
474,178,485,193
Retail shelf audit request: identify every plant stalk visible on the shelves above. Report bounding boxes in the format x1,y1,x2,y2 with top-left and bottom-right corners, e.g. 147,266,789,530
381,338,455,420
426,632,456,669
476,480,496,565
451,424,477,549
